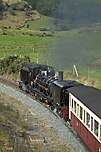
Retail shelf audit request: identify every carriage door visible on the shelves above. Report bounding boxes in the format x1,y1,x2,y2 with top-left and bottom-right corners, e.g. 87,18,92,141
69,93,72,120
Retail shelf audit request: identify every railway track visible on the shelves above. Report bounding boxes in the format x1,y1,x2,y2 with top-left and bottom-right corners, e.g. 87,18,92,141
0,76,90,152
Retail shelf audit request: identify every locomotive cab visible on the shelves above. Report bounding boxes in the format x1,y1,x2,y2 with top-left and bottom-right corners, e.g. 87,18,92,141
50,80,82,121
49,80,70,120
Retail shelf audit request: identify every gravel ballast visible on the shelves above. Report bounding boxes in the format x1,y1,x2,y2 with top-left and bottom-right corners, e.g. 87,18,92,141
0,82,90,152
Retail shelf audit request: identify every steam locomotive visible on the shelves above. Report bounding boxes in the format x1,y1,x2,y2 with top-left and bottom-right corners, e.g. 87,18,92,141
20,63,101,152
19,63,81,120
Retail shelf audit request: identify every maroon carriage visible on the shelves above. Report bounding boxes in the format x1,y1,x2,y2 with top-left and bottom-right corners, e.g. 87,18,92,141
68,85,101,152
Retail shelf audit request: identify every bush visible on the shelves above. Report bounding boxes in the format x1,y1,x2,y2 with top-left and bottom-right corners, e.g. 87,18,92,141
25,0,60,16
0,0,5,19
0,55,30,75
10,1,31,11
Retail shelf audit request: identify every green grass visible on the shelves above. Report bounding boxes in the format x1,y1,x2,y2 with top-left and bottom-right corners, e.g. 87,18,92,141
0,32,56,62
28,15,54,30
0,15,56,63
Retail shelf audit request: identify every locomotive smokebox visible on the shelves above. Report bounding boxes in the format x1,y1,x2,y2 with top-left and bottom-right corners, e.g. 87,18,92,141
58,71,63,80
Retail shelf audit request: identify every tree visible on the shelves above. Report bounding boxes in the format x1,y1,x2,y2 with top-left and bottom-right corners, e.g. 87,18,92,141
25,0,60,16
0,0,5,19
25,0,37,9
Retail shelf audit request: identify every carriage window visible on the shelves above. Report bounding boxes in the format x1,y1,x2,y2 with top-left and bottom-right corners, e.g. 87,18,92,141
72,99,73,108
77,104,79,117
86,112,90,128
69,96,71,107
74,101,76,114
80,106,83,120
100,125,101,141
91,117,93,132
83,110,85,123
94,120,99,137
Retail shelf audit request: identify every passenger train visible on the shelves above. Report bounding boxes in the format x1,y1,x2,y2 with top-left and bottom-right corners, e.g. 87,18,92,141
19,63,101,152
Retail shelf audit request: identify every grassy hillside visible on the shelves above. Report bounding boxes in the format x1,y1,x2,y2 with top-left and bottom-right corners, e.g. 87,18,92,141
1,22,101,67
2,0,101,29
0,0,101,88
0,29,55,60
1,0,101,30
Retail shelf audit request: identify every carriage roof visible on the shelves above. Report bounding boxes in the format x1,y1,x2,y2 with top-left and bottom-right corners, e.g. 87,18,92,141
68,85,101,119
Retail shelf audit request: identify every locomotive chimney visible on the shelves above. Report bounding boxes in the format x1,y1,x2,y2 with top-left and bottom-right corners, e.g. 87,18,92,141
58,71,63,80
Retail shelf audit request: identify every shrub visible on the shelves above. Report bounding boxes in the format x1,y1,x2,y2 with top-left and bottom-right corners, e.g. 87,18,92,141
0,55,30,75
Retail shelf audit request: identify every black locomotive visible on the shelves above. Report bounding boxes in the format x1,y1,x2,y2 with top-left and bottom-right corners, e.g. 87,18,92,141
19,63,81,121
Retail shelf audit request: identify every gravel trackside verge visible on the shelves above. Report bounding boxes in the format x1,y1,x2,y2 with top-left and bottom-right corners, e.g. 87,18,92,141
0,82,90,152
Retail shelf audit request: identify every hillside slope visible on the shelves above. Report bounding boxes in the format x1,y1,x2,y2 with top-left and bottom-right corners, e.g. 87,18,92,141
1,0,101,29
